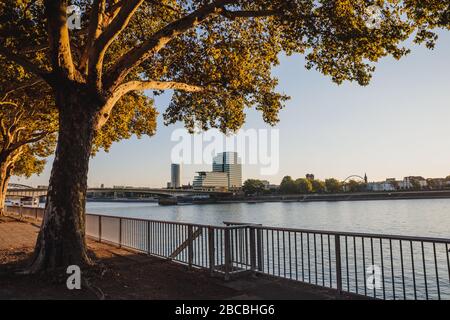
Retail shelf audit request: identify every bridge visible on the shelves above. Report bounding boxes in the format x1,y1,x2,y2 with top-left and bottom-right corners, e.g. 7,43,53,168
5,184,47,199
343,174,367,183
87,187,233,199
6,185,233,199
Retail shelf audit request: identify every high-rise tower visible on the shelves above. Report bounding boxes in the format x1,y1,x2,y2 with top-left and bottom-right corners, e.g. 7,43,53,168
171,163,181,189
212,152,242,190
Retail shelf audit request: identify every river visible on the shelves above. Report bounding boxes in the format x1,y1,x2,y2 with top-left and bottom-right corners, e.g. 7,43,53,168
86,198,450,238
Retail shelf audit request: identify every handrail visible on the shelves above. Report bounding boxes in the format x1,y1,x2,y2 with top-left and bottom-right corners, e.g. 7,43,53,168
85,212,251,230
6,206,450,244
90,215,450,243
223,221,450,244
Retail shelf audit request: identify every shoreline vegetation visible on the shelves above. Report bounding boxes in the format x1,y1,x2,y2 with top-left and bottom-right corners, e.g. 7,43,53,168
219,190,450,204
86,190,450,206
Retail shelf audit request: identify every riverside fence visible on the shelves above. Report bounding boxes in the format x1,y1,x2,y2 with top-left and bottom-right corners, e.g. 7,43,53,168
7,205,450,300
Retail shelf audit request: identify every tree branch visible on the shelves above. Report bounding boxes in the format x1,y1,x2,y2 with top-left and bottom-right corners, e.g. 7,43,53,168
104,0,235,92
0,118,8,148
221,9,281,19
2,78,46,100
19,44,49,55
0,46,50,82
88,0,144,89
95,79,203,130
44,0,76,80
80,0,106,74
117,80,204,93
8,131,51,153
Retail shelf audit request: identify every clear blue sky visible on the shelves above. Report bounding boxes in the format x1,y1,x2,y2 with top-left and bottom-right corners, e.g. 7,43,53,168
12,31,450,188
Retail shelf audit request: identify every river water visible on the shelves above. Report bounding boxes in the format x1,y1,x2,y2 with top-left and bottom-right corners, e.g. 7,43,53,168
86,198,450,238
84,199,450,300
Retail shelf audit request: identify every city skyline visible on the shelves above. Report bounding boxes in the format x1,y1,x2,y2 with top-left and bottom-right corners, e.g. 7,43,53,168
10,31,450,188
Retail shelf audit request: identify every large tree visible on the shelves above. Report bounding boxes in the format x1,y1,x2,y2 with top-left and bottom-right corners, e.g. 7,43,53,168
325,178,342,193
0,71,57,215
0,56,156,217
242,179,266,195
0,0,448,272
280,176,297,194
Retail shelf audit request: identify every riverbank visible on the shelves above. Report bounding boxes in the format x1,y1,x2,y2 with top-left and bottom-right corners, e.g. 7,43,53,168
0,215,360,300
83,190,450,206
218,190,450,204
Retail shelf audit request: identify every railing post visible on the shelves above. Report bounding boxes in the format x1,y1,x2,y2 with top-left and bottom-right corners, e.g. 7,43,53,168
208,226,215,275
35,207,38,220
224,228,231,280
249,227,257,271
98,215,102,243
335,234,342,294
119,218,122,248
188,225,194,269
256,228,263,272
147,220,151,254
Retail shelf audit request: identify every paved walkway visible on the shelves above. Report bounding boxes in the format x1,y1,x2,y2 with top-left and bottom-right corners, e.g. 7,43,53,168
0,217,40,250
0,216,363,300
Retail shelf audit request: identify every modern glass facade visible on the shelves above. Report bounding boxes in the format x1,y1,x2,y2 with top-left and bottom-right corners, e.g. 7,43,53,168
212,152,242,190
193,171,228,191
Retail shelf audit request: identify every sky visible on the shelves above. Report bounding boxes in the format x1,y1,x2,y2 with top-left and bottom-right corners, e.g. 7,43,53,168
11,31,450,188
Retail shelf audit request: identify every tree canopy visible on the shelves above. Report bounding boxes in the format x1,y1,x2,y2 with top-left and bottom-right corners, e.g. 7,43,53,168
0,53,57,214
295,178,313,194
325,178,342,193
242,179,266,195
1,1,448,133
280,176,297,194
311,179,326,193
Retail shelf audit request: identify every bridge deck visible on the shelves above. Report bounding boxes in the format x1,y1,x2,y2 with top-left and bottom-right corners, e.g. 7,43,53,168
6,187,232,198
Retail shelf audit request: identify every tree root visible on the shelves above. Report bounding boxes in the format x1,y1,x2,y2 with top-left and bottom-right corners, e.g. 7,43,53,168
83,277,105,300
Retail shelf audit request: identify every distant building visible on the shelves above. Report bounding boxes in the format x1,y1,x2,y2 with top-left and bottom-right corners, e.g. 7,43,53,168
171,164,181,189
397,180,412,190
181,183,193,190
404,176,427,189
367,181,396,192
260,180,279,191
193,172,228,191
213,152,242,190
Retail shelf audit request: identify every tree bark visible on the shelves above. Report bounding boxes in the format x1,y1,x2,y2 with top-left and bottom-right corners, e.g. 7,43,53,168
30,85,102,272
0,159,12,216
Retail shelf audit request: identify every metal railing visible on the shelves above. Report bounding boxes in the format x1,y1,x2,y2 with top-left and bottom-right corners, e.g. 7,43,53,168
231,224,450,300
86,213,256,276
6,206,450,300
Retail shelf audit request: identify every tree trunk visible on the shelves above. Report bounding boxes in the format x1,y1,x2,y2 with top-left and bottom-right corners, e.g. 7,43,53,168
30,86,102,272
0,159,12,216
